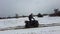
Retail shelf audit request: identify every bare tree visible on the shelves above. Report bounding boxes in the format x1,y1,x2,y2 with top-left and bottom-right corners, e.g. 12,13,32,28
15,14,19,18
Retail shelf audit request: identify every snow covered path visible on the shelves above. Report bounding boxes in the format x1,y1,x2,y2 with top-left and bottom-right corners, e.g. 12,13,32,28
0,22,60,31
0,26,60,34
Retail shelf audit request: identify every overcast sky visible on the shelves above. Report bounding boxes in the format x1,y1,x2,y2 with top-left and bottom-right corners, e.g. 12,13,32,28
0,0,60,17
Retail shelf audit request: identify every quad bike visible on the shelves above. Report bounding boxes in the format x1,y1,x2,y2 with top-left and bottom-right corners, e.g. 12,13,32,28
25,19,39,28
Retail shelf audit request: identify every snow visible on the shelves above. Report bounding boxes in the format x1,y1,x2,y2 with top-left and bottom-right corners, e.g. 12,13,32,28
0,16,60,28
0,17,28,28
0,26,60,34
0,16,60,34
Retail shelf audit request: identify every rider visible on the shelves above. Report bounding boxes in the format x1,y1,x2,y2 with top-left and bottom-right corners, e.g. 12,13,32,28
28,13,35,21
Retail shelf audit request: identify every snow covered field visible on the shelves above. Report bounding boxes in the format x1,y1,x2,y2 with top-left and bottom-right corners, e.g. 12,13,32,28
0,16,60,34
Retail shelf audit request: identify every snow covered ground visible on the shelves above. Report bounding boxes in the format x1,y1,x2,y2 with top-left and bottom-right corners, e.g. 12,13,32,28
0,26,60,34
0,16,60,28
0,16,60,34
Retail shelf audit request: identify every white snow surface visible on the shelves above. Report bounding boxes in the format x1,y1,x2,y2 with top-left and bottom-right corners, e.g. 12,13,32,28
0,16,60,34
0,16,60,28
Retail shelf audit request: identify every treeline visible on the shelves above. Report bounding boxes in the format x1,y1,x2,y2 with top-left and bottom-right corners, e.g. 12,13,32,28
0,13,44,19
